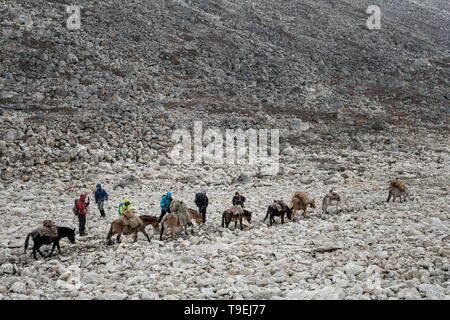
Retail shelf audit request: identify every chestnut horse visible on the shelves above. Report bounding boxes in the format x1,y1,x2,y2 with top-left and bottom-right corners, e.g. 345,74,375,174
289,192,316,219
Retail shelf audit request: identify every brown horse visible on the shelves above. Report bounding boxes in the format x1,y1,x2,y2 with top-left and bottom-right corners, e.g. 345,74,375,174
221,206,253,230
160,200,193,240
289,192,316,219
106,214,159,245
187,208,203,226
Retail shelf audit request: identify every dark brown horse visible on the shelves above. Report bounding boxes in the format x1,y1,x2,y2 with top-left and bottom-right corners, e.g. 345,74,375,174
221,206,252,230
24,226,76,259
264,200,290,225
107,214,159,245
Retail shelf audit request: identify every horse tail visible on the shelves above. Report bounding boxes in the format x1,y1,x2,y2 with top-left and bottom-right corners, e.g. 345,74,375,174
263,207,270,222
221,212,225,227
386,190,392,202
107,221,115,240
24,232,32,252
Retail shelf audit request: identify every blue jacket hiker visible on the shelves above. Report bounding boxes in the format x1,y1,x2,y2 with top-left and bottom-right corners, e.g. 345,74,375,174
158,192,173,223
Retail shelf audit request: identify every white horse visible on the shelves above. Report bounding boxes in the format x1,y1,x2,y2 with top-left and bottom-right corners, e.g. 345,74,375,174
322,190,342,215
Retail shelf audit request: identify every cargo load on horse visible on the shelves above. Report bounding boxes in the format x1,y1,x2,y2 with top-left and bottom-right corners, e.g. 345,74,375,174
37,220,58,238
121,209,141,230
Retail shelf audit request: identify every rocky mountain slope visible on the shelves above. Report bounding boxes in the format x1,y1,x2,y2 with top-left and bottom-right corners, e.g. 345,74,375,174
0,0,449,299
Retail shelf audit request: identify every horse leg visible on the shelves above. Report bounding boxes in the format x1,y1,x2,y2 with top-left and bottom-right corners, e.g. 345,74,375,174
47,242,57,257
234,221,237,231
107,224,118,245
133,232,138,243
32,246,37,260
37,247,46,259
160,222,165,241
281,213,285,225
141,229,151,243
263,210,269,222
303,206,307,218
117,233,122,243
34,243,45,259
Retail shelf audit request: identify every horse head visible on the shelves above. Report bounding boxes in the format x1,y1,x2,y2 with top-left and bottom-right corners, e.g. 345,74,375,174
243,210,252,223
68,228,76,243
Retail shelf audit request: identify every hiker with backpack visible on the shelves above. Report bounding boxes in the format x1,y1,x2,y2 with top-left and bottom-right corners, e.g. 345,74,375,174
158,192,173,223
118,199,132,218
194,190,209,224
75,194,90,236
94,184,109,217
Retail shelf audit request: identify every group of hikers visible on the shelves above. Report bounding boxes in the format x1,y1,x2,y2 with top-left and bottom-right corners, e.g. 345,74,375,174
72,184,248,237
26,178,412,259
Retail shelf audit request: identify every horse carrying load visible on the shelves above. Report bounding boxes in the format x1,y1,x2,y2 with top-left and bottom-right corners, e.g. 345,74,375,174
221,205,252,230
160,200,194,240
107,210,159,245
24,223,76,259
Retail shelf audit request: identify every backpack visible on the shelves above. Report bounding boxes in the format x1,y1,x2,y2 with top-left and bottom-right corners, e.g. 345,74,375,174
73,199,79,216
118,203,124,216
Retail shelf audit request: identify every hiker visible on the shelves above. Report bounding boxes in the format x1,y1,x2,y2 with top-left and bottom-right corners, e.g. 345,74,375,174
232,192,246,207
118,199,132,218
76,194,90,236
94,183,109,217
194,190,209,224
158,192,173,223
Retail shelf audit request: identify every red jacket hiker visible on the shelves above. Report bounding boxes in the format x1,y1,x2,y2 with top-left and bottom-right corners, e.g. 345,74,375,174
76,194,89,216
76,194,89,236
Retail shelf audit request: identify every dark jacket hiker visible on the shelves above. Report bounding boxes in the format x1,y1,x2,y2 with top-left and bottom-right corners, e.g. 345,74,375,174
195,190,209,223
232,192,246,207
94,184,108,217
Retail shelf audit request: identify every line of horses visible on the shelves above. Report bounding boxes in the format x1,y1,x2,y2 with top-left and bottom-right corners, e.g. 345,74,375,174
24,180,412,260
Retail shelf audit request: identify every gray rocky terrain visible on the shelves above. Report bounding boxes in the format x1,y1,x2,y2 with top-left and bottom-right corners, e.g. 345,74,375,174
0,0,449,299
